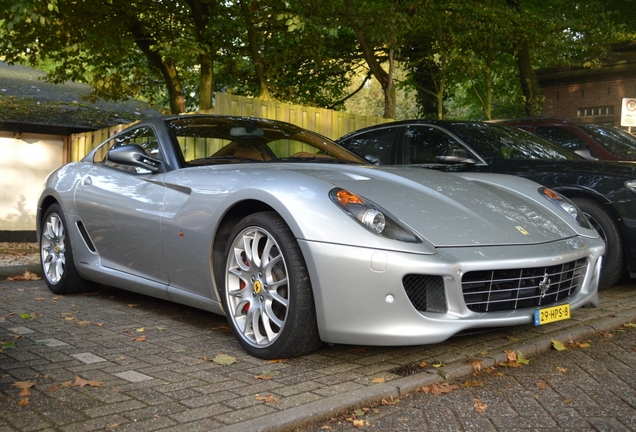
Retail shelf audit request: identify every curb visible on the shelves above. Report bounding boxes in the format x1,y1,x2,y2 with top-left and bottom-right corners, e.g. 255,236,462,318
218,306,636,432
0,264,42,278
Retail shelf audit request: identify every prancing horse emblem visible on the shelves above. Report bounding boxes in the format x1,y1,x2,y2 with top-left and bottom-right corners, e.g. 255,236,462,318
539,272,551,297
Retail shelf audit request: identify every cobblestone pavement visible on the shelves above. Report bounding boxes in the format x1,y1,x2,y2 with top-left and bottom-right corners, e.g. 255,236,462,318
1,274,635,432
304,303,636,432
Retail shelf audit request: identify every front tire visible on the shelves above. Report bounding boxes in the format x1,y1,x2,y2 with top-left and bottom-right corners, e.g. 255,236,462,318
40,203,96,294
571,198,624,289
222,212,322,359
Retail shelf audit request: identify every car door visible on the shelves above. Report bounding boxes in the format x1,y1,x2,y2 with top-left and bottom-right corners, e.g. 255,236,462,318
74,126,169,284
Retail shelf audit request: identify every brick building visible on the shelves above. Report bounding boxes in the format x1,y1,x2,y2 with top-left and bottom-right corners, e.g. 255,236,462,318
537,43,636,126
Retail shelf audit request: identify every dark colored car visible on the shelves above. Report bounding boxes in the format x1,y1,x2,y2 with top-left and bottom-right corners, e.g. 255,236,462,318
337,120,636,289
494,117,636,162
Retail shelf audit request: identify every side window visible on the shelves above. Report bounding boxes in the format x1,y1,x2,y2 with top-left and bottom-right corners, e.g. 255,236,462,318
535,127,588,151
339,127,396,164
403,126,464,164
98,127,160,173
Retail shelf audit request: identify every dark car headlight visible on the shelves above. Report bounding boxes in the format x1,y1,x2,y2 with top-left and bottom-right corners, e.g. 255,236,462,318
329,188,421,243
626,180,636,194
539,187,592,229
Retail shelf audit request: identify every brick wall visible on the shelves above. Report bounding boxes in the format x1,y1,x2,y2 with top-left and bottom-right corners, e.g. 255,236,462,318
542,77,636,125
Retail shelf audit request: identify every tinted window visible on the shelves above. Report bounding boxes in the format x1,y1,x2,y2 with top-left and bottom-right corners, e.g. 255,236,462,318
581,125,636,156
452,124,577,160
403,126,469,164
339,127,396,164
535,126,589,151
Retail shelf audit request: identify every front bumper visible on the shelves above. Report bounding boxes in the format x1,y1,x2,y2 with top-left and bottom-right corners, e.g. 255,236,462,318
299,236,604,346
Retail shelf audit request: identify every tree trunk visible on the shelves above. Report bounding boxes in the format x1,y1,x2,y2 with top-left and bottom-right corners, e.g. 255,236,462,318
343,0,396,119
129,21,186,114
199,51,214,111
517,40,542,116
240,0,271,100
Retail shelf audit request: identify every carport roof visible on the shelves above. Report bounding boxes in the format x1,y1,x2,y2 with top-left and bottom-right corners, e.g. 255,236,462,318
0,61,163,135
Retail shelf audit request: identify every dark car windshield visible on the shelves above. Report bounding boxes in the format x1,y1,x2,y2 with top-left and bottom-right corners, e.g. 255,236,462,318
451,123,580,161
166,116,366,166
580,125,636,156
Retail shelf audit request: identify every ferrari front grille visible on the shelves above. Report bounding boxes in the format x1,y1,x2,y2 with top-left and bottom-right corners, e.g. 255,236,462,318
462,258,588,313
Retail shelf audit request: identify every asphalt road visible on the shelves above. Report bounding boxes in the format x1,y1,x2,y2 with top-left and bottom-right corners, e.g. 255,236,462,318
303,281,636,432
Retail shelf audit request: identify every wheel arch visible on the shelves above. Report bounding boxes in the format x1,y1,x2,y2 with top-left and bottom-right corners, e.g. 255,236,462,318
211,200,279,297
555,187,635,280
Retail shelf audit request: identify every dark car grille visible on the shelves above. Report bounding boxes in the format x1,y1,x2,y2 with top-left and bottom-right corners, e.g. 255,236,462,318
462,258,588,313
403,275,447,313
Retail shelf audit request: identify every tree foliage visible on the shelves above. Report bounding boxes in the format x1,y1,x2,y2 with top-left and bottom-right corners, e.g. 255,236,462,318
0,0,632,118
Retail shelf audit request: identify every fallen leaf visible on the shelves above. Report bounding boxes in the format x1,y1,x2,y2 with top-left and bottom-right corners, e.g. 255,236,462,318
473,398,487,413
505,350,517,362
255,393,279,403
623,323,636,328
136,327,145,333
462,380,483,388
1,341,16,350
536,381,548,390
432,361,444,368
267,359,283,364
155,326,167,331
466,359,483,372
352,419,368,427
48,385,59,392
127,304,139,307
419,383,458,394
507,336,519,342
73,375,102,387
17,397,29,406
19,313,33,319
60,380,73,388
76,321,91,326
551,339,567,351
212,353,237,365
12,381,36,390
18,388,31,397
381,397,397,405
106,423,119,429
516,352,531,365
353,409,366,417
254,374,272,380
556,366,567,374
371,377,385,384
568,340,590,349
349,347,367,353
418,361,427,368
132,336,146,342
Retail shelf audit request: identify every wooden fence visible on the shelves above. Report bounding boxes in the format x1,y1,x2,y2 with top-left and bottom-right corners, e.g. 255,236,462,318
68,93,390,162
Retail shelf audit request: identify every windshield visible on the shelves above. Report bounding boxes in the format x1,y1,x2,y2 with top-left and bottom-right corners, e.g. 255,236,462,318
166,116,366,166
451,123,580,161
580,125,636,156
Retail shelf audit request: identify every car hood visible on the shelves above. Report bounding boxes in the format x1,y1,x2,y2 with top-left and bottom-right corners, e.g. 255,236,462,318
292,165,580,247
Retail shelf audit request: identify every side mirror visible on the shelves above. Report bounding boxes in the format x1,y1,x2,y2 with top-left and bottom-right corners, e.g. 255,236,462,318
436,148,478,164
364,154,382,165
108,144,161,172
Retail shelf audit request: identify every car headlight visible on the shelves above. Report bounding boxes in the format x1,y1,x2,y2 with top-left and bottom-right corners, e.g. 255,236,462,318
539,187,592,229
626,180,636,194
329,188,421,243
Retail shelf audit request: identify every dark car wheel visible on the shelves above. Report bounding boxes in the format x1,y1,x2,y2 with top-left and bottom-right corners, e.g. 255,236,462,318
40,204,97,294
571,198,624,289
222,212,322,359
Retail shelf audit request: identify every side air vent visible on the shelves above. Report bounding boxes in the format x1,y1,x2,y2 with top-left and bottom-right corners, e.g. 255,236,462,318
76,221,97,253
403,275,447,313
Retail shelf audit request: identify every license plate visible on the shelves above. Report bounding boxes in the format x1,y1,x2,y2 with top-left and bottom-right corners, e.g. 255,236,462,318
534,304,570,326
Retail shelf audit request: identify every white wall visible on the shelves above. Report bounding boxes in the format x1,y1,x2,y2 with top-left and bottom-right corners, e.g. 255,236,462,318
0,132,63,231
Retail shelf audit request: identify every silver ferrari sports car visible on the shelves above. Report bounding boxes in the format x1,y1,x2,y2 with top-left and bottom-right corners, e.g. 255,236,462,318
37,115,605,359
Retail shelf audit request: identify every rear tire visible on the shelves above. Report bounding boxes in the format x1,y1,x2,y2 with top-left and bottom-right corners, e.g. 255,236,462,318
221,212,322,359
40,204,97,294
571,198,624,289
